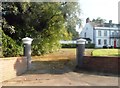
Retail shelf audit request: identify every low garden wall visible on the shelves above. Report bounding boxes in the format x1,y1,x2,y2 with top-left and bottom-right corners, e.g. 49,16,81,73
82,56,120,74
0,57,27,82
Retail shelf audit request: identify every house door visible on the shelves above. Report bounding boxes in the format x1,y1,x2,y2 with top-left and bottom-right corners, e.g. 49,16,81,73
114,39,116,48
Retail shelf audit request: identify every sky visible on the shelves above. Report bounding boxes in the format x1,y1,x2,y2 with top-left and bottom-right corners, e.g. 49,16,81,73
79,0,119,25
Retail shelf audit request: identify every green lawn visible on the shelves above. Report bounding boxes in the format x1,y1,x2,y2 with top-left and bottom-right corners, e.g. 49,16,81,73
58,48,120,57
92,49,120,56
0,48,119,58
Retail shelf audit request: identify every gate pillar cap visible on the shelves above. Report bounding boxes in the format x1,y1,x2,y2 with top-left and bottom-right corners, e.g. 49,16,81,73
76,39,86,44
22,37,33,45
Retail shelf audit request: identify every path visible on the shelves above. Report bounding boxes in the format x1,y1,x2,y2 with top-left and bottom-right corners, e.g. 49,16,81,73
2,59,119,86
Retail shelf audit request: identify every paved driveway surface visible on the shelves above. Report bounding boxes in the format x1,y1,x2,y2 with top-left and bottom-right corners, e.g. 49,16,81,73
2,73,119,86
2,64,119,86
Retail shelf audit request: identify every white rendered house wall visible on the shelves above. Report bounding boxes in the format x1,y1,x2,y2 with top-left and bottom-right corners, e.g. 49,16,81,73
80,23,94,43
94,27,120,48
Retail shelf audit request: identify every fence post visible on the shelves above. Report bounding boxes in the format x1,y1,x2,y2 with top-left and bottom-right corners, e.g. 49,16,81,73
76,39,86,68
22,37,33,70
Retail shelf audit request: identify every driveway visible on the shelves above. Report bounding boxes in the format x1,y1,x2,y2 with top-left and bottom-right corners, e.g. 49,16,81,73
2,59,119,86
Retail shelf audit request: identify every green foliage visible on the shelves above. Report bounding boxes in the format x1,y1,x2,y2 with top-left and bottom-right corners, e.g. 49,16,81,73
92,49,120,56
1,29,22,57
0,32,2,57
62,44,76,48
2,2,81,56
61,43,95,48
32,39,61,55
27,3,70,55
85,43,95,48
92,17,106,26
60,2,81,39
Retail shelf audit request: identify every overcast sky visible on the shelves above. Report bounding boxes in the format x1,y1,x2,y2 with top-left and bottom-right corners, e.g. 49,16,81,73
79,0,119,25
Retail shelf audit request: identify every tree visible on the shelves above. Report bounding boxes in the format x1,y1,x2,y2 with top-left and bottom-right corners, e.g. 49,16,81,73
2,2,81,56
2,2,71,55
60,2,81,39
92,17,106,26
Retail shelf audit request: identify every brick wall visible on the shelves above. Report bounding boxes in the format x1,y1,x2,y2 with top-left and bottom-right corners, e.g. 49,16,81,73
0,57,27,82
82,56,120,74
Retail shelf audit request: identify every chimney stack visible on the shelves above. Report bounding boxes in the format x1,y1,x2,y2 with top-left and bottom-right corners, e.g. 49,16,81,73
109,20,112,24
109,20,112,27
86,18,90,23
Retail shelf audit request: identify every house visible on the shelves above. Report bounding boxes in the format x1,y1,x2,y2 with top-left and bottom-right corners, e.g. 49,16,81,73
80,18,120,48
118,1,120,24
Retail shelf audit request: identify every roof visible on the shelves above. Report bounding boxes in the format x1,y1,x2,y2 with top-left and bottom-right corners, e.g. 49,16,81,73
103,23,120,28
86,19,120,28
94,27,119,30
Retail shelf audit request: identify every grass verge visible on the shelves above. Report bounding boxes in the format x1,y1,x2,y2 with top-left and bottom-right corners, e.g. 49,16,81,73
92,49,120,56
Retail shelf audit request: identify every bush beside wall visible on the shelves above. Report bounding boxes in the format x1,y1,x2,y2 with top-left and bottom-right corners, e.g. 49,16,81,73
1,30,23,57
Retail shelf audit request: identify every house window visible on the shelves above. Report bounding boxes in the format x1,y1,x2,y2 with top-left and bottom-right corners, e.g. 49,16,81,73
112,32,114,36
104,30,107,36
98,30,101,36
98,39,101,45
111,32,115,38
104,39,107,45
86,27,88,30
84,32,86,38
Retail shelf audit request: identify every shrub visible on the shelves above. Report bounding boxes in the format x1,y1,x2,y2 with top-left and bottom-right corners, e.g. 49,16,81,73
85,43,95,48
103,46,107,48
1,29,22,57
61,44,76,48
32,39,61,56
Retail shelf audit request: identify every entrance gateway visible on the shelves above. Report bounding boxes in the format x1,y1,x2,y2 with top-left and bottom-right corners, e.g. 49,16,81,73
22,37,86,70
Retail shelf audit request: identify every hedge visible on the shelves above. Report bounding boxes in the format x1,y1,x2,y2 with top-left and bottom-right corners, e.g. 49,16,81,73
61,44,76,48
62,43,95,48
85,43,95,48
1,29,22,57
